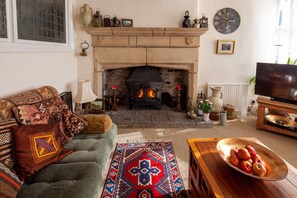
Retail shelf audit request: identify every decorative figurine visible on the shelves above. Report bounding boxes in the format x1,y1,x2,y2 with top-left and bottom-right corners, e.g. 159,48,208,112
93,9,101,27
112,16,121,27
182,10,191,28
104,15,112,27
192,18,199,28
199,14,208,28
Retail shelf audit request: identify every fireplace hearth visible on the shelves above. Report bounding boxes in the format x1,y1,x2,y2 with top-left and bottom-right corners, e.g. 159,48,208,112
127,67,162,110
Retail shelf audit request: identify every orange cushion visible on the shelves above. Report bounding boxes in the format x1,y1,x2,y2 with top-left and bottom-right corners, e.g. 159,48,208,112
80,114,112,133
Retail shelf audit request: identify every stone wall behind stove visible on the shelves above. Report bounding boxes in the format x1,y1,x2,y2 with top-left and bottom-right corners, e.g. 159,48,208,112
104,68,188,105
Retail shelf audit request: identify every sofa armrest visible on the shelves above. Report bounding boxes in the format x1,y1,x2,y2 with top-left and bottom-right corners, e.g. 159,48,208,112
79,114,113,134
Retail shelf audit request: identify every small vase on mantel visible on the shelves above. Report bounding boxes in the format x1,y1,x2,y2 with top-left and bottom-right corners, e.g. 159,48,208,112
208,86,223,112
203,112,210,122
80,4,93,27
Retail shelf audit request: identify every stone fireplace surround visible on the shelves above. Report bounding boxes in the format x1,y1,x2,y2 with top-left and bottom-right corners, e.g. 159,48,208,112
86,27,207,105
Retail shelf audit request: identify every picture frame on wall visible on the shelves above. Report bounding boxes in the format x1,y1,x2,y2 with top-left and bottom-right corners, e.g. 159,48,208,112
121,19,133,27
216,40,236,54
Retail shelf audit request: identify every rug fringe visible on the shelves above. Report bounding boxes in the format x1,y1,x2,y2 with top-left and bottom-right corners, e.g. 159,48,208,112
117,139,172,143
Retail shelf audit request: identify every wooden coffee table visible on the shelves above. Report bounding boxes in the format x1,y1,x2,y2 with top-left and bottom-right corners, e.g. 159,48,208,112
187,138,297,198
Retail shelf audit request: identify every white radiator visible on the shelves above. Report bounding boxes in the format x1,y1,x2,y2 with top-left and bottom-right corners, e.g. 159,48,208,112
207,83,249,111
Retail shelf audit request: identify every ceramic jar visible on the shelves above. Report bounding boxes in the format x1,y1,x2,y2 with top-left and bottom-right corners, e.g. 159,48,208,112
80,4,93,27
208,86,223,112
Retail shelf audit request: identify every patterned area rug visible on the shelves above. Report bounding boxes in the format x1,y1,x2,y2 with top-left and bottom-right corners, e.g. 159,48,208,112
101,142,187,198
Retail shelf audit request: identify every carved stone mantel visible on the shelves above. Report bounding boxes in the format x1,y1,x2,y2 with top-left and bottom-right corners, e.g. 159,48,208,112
85,27,208,104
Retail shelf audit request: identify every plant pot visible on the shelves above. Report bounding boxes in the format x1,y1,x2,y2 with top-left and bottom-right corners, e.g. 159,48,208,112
203,112,210,122
210,111,220,121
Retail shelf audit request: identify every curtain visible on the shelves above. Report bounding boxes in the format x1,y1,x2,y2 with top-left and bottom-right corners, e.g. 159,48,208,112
276,0,297,63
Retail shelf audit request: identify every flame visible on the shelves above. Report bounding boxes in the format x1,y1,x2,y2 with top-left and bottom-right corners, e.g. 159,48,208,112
137,89,144,98
147,89,156,98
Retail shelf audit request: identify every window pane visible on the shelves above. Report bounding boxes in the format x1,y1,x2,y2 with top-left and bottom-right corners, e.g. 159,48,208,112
0,0,7,38
17,0,66,43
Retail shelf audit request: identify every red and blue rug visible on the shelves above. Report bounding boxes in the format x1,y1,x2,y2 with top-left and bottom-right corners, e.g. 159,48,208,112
101,142,187,198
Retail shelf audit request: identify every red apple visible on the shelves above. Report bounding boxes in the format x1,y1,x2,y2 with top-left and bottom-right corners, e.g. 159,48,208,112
239,160,253,173
253,162,267,177
237,148,251,160
229,154,239,166
252,153,261,162
254,159,266,169
245,145,257,159
230,147,238,156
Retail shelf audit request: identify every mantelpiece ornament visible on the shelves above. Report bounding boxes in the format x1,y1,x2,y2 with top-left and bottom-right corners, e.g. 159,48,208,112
186,37,194,45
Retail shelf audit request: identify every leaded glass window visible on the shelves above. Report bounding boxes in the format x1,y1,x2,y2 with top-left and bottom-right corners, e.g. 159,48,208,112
16,0,66,43
0,0,7,38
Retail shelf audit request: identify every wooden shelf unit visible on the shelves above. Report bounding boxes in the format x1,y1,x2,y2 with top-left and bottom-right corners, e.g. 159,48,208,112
256,96,297,138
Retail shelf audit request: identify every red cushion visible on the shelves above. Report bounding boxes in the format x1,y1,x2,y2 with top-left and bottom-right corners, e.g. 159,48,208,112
11,123,72,181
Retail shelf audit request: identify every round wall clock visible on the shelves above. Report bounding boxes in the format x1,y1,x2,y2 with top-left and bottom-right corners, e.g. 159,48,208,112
213,8,241,34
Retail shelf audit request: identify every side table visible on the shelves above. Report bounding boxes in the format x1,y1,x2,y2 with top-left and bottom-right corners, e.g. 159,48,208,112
187,138,297,198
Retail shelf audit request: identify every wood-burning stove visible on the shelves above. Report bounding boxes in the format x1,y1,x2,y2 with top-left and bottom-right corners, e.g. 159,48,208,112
127,67,162,110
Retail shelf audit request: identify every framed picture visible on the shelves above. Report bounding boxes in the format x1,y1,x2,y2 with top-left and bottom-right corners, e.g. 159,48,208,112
122,19,133,27
90,99,104,110
216,40,236,54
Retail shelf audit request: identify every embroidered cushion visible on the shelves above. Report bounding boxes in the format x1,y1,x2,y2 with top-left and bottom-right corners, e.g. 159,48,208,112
40,97,88,143
0,120,18,169
12,104,50,125
11,123,72,181
0,162,22,198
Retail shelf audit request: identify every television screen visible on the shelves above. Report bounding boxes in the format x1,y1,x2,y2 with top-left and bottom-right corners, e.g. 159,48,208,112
255,62,297,104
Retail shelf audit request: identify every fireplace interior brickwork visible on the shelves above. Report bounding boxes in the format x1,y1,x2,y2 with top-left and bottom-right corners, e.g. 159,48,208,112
104,67,188,109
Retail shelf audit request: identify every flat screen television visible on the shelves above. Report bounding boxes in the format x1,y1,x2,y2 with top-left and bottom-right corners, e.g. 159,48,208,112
255,62,297,104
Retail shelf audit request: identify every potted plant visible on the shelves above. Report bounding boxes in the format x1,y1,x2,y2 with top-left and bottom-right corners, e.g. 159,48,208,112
198,100,213,121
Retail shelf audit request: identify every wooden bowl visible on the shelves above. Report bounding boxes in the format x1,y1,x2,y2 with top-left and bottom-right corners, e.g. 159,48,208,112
216,138,288,180
265,114,297,128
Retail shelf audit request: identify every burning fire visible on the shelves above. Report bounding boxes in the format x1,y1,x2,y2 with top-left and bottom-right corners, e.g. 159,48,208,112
137,88,156,98
147,89,156,98
137,89,144,98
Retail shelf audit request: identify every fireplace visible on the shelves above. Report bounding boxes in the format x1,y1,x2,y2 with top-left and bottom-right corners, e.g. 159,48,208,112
127,67,162,109
86,27,208,106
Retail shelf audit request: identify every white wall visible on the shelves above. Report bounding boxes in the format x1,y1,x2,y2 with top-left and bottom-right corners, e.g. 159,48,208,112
0,52,77,97
198,0,278,88
76,0,279,97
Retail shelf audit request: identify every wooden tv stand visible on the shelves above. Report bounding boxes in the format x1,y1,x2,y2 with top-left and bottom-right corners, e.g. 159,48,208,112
256,96,297,138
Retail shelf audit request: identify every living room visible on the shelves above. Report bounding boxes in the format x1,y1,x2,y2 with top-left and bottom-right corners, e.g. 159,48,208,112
1,0,297,197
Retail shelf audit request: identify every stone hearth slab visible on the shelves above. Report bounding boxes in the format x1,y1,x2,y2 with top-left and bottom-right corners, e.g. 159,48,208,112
108,110,213,128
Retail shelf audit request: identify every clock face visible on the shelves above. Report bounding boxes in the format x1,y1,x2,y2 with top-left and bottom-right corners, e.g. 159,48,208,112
213,8,241,34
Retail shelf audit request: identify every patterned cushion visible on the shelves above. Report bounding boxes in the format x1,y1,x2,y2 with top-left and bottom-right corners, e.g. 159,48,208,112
0,161,22,198
0,86,59,122
40,98,88,143
12,104,50,125
0,120,18,169
11,124,72,181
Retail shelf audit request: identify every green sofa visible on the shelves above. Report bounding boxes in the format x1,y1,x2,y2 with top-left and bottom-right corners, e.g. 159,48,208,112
0,86,117,198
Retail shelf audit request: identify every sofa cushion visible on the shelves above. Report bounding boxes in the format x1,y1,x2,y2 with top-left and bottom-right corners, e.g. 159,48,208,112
0,161,22,198
12,104,50,125
0,119,18,169
11,124,72,181
40,98,88,143
80,114,112,133
0,86,59,122
18,162,102,198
